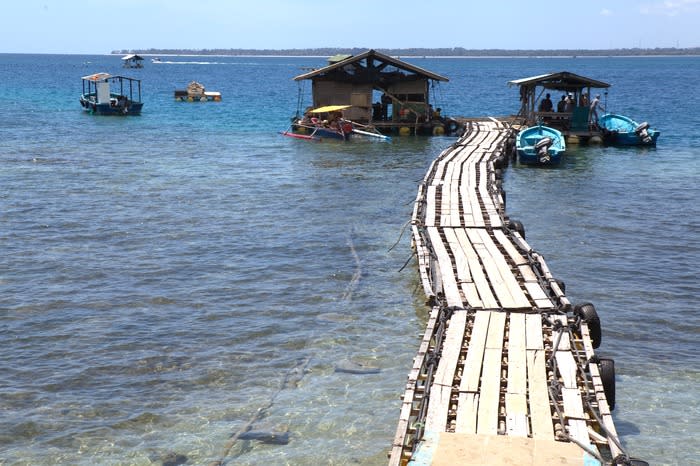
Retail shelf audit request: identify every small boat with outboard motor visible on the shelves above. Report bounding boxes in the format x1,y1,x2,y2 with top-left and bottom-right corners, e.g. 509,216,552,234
598,113,659,146
515,124,566,165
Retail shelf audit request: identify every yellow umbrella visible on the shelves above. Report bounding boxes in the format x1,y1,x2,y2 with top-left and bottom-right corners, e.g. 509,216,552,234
309,105,351,113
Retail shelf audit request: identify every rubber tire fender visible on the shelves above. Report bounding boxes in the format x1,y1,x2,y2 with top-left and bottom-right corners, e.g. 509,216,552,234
598,357,616,411
446,119,459,134
553,278,566,295
574,302,602,349
507,219,525,239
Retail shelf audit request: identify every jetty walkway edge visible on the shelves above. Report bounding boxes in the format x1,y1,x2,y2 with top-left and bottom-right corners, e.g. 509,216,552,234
389,119,632,466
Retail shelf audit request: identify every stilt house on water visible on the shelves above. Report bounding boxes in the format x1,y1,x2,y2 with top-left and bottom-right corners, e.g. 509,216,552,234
292,49,462,136
509,72,610,143
122,54,144,69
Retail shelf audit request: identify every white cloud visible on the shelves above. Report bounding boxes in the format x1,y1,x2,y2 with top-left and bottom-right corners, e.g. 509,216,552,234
641,0,700,16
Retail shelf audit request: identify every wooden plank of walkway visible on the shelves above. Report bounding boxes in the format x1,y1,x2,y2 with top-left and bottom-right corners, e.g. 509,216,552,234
425,310,469,432
553,315,591,449
425,185,437,227
506,312,528,436
460,150,485,228
427,433,591,465
427,227,463,307
467,228,532,310
476,311,506,435
443,228,482,307
526,313,554,439
390,306,441,463
454,310,490,433
452,228,498,309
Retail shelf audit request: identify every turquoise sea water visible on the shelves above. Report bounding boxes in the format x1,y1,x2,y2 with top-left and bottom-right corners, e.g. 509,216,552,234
1,54,698,465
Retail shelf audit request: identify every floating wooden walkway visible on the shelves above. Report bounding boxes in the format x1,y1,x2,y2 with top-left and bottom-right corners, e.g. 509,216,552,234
390,119,627,466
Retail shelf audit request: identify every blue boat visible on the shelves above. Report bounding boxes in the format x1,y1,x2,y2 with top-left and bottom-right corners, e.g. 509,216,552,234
515,124,566,165
598,113,659,146
79,73,144,116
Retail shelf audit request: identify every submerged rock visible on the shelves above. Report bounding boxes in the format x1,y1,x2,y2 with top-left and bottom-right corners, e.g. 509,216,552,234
237,430,290,445
334,360,381,374
161,452,188,466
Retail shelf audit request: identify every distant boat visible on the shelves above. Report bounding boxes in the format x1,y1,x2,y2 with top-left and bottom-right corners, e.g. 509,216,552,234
516,124,566,165
79,73,143,116
598,113,659,146
151,57,162,64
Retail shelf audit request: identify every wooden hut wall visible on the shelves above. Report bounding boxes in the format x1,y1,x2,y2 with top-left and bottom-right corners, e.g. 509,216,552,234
312,81,353,107
312,81,373,122
347,85,372,122
387,80,429,120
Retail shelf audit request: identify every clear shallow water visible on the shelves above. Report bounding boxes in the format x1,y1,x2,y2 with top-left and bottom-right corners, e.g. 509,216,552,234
1,54,698,465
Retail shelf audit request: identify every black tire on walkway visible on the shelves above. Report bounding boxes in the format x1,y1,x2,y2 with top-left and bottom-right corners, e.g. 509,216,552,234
599,358,616,410
574,302,602,349
554,278,566,295
507,219,525,239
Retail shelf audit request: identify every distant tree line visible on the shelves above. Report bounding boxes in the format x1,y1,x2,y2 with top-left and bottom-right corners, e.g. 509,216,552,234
112,47,700,57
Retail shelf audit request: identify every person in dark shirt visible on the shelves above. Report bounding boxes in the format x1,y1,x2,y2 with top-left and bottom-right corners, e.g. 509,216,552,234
557,95,567,113
539,93,553,112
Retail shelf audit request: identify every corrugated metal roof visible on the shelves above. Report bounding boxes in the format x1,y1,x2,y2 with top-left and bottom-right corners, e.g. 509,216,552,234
508,71,610,89
293,49,449,82
81,72,111,81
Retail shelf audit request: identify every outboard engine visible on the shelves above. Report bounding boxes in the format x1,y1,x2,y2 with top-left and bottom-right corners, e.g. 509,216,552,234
634,121,652,144
534,137,553,162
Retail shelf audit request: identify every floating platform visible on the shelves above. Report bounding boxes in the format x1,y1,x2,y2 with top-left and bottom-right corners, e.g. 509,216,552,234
174,81,221,102
390,119,639,465
174,90,221,102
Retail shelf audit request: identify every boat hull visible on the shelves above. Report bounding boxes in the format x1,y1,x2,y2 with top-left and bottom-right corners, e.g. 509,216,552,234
515,125,566,165
80,95,143,115
286,123,350,141
599,113,659,146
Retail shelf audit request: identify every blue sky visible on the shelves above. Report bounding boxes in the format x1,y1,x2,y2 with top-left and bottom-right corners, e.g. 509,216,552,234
3,0,700,54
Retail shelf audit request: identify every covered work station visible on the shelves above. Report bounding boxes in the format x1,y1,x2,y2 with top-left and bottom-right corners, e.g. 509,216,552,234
509,71,610,141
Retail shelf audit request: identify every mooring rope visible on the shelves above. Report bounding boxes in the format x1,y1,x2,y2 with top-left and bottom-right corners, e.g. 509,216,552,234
341,233,362,301
209,356,311,466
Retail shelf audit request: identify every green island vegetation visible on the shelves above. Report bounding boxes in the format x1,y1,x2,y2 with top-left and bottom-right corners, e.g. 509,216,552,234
112,47,700,57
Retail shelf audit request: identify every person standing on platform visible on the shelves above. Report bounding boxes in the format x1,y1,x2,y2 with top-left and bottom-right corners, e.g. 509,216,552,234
539,93,553,112
557,95,567,113
589,94,605,128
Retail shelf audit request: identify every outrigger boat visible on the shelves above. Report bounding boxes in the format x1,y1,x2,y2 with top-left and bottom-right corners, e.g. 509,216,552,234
516,124,566,165
80,73,143,116
281,104,390,142
598,113,659,146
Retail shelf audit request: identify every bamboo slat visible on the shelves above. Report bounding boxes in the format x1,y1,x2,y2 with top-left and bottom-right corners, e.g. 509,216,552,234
476,311,506,435
506,312,528,436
